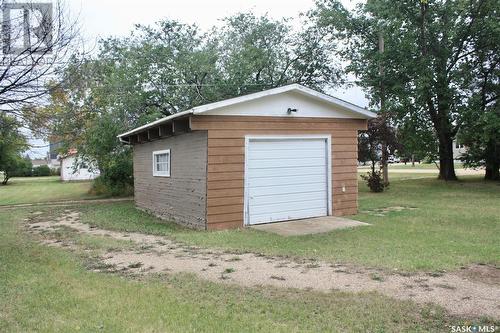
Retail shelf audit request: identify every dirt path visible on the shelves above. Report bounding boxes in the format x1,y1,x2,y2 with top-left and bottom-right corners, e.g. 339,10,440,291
26,210,500,319
0,197,133,210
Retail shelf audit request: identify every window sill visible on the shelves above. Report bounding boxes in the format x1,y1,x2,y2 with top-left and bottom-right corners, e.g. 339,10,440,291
153,174,170,177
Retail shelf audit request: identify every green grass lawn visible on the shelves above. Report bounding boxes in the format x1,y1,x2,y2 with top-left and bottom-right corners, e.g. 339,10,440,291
389,163,463,169
358,162,464,170
0,209,479,332
0,176,96,205
79,176,500,272
1,174,498,331
358,171,438,181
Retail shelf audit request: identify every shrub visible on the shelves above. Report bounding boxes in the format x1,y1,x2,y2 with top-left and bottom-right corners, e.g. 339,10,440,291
89,176,133,197
102,152,133,188
361,171,386,192
50,167,61,176
9,157,33,177
88,150,134,197
32,165,51,177
421,156,435,164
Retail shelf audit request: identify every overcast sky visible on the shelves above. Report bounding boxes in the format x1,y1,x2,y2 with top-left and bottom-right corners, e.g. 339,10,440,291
29,0,368,158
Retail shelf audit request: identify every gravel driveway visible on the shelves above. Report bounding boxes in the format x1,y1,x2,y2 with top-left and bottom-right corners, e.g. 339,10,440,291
27,210,500,320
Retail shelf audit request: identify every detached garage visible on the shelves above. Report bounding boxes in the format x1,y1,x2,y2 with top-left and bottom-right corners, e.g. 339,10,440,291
118,84,376,230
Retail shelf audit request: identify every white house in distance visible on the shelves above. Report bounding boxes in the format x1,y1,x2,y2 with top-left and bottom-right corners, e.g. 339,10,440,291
453,140,467,160
31,158,49,167
59,149,100,181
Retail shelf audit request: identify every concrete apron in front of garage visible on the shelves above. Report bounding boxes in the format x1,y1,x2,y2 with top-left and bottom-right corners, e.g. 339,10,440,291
250,216,370,236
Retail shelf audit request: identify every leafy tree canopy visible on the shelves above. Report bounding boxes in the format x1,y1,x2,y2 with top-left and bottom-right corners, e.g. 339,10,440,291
312,0,500,180
0,114,29,184
27,13,341,188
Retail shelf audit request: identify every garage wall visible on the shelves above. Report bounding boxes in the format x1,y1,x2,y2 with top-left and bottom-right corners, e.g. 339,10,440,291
133,131,208,229
191,115,367,230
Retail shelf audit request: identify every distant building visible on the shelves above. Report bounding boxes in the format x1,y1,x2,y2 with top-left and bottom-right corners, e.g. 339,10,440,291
31,158,48,167
47,138,63,169
59,149,100,181
453,140,467,160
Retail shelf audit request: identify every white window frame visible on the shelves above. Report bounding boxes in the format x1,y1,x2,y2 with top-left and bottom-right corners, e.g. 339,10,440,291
152,149,171,177
243,134,332,226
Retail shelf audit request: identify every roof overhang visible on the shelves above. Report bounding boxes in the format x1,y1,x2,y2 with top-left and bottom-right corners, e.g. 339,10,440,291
117,109,192,140
118,84,376,141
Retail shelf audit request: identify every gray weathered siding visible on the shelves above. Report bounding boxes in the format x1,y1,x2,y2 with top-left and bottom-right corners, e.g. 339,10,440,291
133,131,208,229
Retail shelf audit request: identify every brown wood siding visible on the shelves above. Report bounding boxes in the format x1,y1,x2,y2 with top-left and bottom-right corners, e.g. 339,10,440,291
191,115,367,230
133,131,208,229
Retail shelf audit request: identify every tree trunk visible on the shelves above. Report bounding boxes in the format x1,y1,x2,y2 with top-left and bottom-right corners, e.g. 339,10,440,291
437,134,457,180
378,32,389,186
485,165,499,180
484,139,500,180
1,172,9,185
382,145,389,186
419,1,457,181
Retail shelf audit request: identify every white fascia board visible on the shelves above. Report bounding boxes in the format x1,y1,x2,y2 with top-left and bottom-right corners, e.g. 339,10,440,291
117,109,193,138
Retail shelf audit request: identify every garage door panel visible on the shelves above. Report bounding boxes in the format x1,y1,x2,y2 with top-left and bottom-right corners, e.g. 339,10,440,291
247,165,325,179
249,207,328,225
248,182,325,197
248,157,326,169
246,137,329,225
247,148,325,159
249,140,325,150
248,173,327,188
250,191,326,206
250,199,327,215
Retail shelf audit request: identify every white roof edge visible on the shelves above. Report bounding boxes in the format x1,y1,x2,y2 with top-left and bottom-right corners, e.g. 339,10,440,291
292,84,377,119
118,84,376,138
117,109,193,138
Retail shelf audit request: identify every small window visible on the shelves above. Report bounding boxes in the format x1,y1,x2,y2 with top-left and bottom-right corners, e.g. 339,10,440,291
152,149,170,177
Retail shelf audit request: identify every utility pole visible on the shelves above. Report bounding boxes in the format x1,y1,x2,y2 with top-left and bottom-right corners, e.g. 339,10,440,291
379,31,389,186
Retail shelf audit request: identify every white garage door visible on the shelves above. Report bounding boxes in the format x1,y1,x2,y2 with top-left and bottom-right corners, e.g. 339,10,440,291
245,137,330,225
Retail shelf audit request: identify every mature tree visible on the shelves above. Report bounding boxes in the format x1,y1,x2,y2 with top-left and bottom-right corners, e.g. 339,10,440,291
459,99,500,180
460,104,500,180
397,112,438,166
457,0,500,180
10,155,33,177
358,116,399,191
118,13,339,114
28,14,340,189
212,13,340,97
357,132,372,166
0,114,28,184
313,0,500,180
358,128,379,173
358,116,399,174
